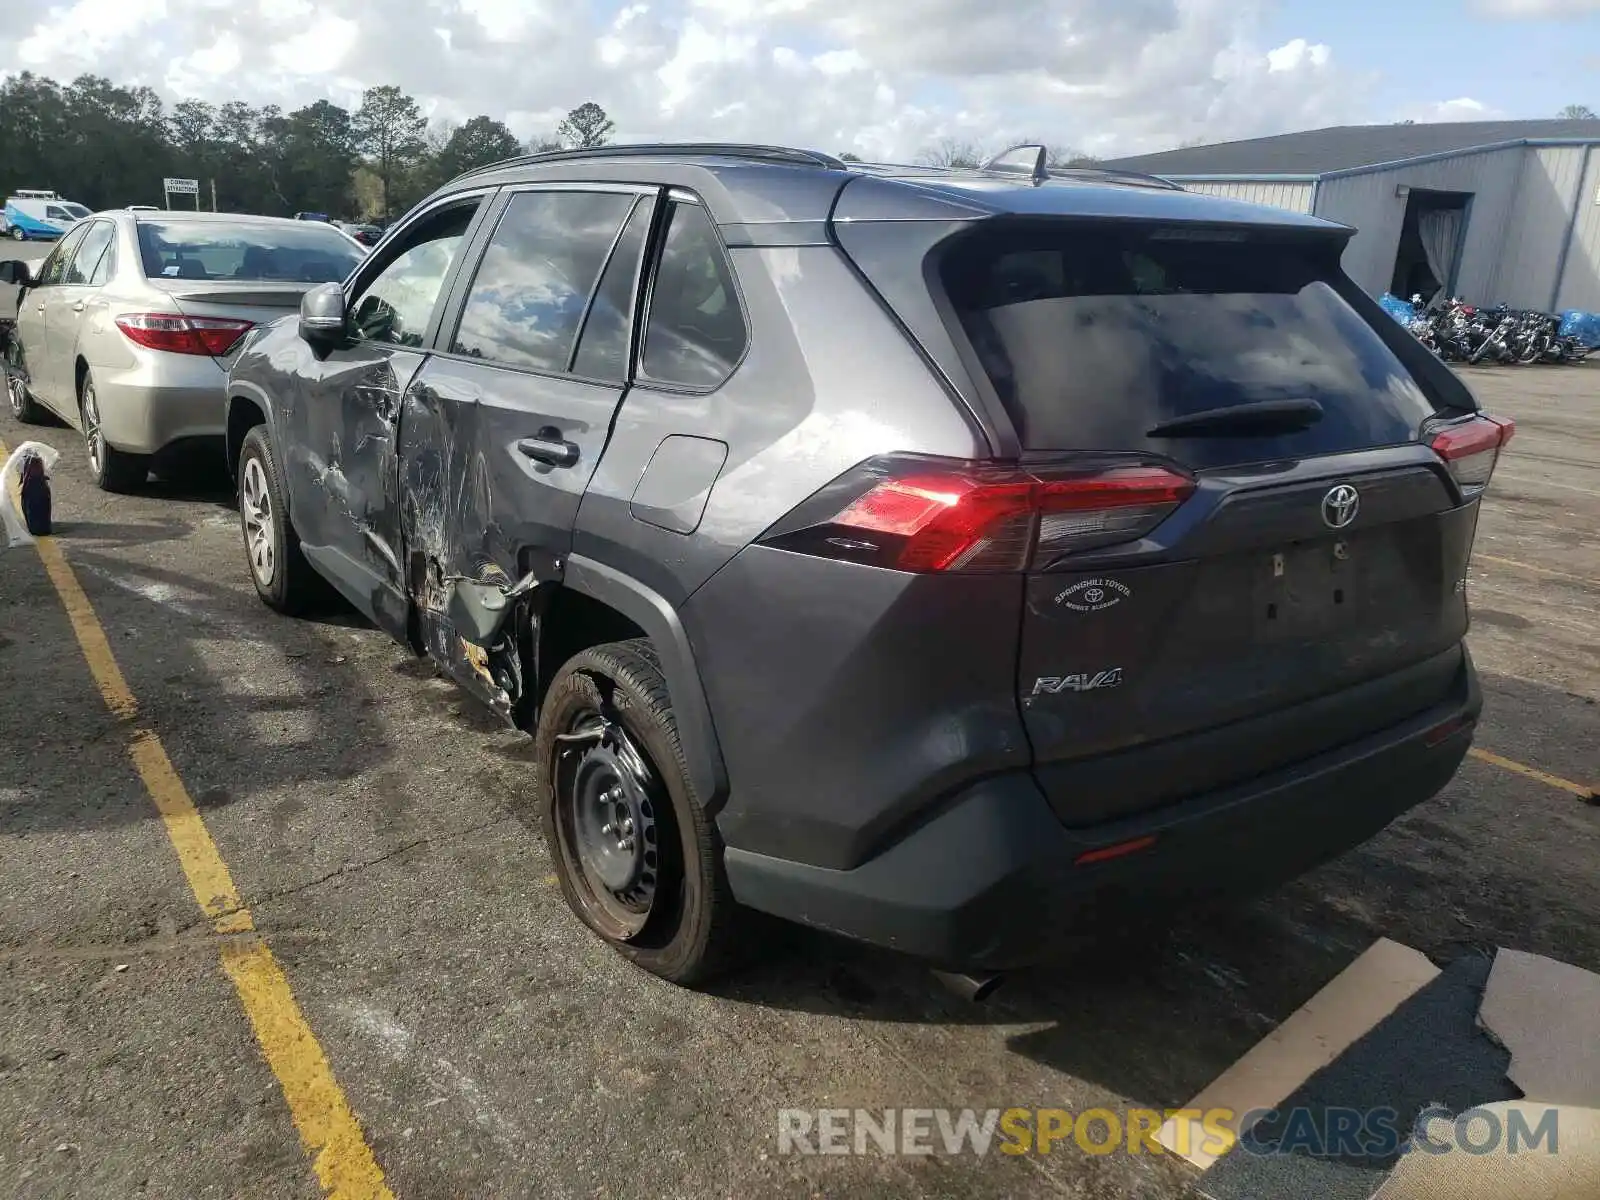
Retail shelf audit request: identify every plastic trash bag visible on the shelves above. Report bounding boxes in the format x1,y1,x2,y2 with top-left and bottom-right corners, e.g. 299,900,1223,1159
1378,292,1416,325
1557,310,1600,349
0,439,60,548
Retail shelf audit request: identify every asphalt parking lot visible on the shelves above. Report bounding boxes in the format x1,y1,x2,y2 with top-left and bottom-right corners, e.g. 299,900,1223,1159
0,338,1596,1196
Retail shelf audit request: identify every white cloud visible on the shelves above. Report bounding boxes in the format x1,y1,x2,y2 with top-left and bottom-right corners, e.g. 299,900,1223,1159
1401,97,1510,122
0,0,1373,160
269,16,361,75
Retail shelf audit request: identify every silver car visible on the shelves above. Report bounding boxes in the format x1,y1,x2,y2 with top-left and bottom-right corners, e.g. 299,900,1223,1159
1,210,365,491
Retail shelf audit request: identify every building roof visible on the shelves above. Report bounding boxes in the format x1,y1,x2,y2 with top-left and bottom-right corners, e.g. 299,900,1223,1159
1102,119,1600,178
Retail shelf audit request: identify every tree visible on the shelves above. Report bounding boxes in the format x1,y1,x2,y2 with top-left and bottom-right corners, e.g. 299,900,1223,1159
277,99,357,217
437,115,522,177
556,102,615,149
353,85,428,219
838,151,862,162
1559,104,1597,119
525,132,565,154
918,137,984,169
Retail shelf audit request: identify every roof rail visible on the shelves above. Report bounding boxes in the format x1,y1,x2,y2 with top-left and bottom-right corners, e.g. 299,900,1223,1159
1043,166,1185,191
451,143,849,184
965,145,1187,191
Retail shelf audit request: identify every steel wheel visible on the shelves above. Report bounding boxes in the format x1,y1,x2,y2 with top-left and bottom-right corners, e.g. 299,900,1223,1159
554,713,663,941
6,371,25,419
240,456,276,587
82,379,105,476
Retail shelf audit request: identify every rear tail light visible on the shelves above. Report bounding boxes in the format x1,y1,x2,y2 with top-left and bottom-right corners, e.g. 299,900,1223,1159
114,312,254,357
759,458,1195,573
1430,413,1514,497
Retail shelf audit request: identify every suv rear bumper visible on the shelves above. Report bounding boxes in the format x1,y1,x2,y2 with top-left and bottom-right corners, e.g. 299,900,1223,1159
723,654,1481,971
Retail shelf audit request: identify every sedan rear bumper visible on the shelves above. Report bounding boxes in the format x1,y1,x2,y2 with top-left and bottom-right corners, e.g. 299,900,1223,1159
92,357,227,455
723,652,1482,971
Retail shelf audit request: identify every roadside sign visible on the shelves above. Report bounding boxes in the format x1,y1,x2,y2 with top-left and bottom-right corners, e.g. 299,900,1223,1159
162,177,203,211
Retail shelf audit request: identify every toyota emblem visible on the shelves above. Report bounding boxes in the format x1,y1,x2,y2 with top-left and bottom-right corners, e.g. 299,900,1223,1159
1321,484,1360,529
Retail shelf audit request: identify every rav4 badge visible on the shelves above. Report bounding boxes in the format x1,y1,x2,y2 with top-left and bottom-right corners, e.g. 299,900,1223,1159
1032,668,1124,696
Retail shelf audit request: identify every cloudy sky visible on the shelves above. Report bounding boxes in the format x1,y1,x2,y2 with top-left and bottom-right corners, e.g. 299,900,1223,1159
3,0,1598,160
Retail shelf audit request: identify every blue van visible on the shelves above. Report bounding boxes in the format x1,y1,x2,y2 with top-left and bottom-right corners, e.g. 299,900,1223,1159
3,190,92,240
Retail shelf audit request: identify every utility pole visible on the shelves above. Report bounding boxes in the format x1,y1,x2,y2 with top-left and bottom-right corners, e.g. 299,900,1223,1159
211,179,218,212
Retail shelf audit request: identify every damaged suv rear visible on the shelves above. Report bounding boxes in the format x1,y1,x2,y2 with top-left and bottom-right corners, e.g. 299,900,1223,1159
225,145,1504,985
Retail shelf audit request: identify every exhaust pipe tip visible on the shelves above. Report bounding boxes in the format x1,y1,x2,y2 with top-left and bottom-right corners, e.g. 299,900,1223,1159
932,969,1005,1003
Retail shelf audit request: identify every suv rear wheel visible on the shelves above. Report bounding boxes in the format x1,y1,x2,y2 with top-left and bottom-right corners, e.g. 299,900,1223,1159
535,639,741,984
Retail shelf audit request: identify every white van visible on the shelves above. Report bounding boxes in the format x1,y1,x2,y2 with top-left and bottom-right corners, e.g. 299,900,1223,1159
3,191,92,241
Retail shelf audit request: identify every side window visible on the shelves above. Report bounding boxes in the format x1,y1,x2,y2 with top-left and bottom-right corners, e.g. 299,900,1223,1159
36,224,90,286
65,221,114,286
571,195,655,381
349,202,479,347
88,231,117,286
450,190,635,373
640,202,747,390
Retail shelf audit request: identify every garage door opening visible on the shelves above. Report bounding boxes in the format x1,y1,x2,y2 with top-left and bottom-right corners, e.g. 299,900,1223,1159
1390,188,1471,306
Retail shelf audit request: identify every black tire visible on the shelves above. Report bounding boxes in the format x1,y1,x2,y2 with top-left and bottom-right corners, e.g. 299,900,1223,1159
7,228,23,242
80,371,149,493
534,639,742,985
237,425,319,615
6,368,45,424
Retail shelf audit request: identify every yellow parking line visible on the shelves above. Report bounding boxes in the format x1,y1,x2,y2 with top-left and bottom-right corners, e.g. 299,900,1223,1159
4,439,392,1199
1469,748,1594,800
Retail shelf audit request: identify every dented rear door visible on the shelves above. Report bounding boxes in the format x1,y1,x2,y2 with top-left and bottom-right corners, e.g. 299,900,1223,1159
400,187,654,691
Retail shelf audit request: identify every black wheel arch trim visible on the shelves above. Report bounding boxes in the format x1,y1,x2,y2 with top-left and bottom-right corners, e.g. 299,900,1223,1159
226,381,279,482
561,554,729,814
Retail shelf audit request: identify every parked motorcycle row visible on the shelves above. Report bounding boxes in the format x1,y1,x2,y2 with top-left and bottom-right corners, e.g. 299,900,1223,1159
1385,293,1594,366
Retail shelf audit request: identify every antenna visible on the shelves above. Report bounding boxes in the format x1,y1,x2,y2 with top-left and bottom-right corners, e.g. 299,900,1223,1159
981,145,1049,186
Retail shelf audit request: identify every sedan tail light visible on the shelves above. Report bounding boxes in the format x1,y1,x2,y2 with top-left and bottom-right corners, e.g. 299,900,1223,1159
114,313,254,358
1430,413,1515,497
758,457,1195,573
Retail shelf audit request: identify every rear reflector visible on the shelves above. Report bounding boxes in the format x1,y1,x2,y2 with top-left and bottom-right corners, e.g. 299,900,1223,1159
1424,714,1476,747
1074,835,1158,866
762,459,1195,573
1430,413,1514,497
114,312,254,358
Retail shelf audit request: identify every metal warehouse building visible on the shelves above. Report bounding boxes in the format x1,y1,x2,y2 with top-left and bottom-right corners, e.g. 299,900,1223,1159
1104,119,1600,312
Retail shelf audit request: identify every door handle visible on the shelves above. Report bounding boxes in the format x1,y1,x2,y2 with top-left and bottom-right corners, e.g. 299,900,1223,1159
35,304,44,314
517,428,580,468
71,301,84,312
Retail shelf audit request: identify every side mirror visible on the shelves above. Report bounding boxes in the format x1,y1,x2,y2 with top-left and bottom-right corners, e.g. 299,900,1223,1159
0,260,35,288
298,282,347,345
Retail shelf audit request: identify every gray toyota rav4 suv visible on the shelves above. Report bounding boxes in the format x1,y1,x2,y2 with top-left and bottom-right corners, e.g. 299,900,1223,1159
225,144,1507,988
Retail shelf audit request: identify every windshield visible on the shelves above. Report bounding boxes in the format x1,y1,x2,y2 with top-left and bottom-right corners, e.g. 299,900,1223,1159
135,219,363,284
60,203,91,219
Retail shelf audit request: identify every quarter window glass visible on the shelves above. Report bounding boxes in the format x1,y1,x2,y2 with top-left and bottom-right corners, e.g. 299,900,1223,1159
571,196,655,381
349,205,478,347
640,202,747,389
451,190,634,372
65,222,114,285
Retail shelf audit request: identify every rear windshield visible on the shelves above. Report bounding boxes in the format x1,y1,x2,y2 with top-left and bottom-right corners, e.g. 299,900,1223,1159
136,219,363,284
941,224,1438,467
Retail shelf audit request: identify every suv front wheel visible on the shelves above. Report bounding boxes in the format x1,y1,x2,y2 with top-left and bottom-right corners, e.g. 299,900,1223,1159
535,639,742,985
237,425,318,614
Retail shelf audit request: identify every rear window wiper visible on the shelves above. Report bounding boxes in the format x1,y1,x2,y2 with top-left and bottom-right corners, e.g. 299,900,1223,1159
1147,398,1324,438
